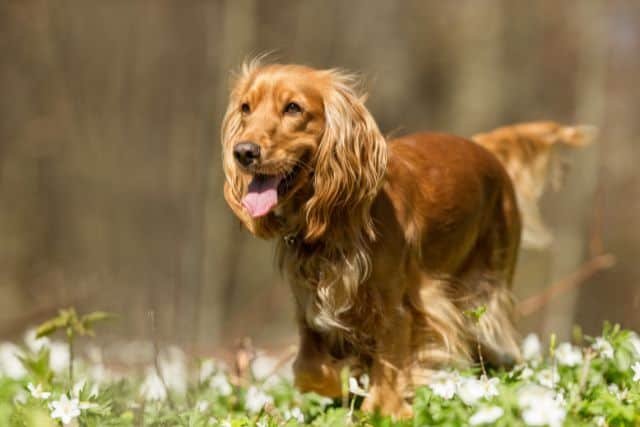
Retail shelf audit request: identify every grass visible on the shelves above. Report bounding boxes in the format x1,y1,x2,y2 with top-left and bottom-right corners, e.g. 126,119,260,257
1,312,639,426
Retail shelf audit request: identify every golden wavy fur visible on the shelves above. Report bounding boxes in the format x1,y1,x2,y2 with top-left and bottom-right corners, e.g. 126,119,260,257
472,121,597,249
221,61,592,418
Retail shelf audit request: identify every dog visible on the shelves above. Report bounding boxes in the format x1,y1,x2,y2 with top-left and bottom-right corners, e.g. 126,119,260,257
221,61,594,417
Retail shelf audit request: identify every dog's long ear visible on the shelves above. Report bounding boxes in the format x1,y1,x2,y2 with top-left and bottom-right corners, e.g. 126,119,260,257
303,71,387,243
221,59,272,236
221,71,249,224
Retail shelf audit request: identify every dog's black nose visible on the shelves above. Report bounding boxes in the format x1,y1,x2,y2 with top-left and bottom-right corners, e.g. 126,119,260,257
233,142,261,167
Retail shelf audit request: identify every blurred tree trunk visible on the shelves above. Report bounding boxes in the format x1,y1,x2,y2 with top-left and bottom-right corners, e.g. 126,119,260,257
542,0,606,339
448,1,505,135
196,0,258,348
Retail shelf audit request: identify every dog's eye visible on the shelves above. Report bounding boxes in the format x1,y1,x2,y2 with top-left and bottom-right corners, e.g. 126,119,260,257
284,102,302,115
240,103,251,114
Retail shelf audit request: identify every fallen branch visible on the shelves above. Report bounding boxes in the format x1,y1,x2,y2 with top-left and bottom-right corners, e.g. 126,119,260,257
263,345,298,380
517,253,616,316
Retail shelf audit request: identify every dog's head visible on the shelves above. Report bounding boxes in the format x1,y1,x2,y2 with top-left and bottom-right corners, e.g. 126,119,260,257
222,62,387,243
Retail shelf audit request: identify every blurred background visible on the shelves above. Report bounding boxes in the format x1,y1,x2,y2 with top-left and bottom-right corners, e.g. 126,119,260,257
0,0,638,355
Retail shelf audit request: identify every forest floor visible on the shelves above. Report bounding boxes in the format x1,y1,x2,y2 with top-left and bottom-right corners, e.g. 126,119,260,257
1,313,639,426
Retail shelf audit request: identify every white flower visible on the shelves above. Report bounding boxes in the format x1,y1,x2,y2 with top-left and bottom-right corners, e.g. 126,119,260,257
608,383,628,401
555,342,583,366
49,341,70,373
27,383,51,400
469,405,504,425
196,400,209,412
535,368,559,389
592,337,614,359
522,334,542,361
140,370,167,401
317,395,334,408
211,372,233,396
256,419,268,427
628,333,640,359
158,346,187,395
517,383,552,407
199,359,217,382
72,380,86,398
89,383,99,399
50,394,81,425
88,363,110,384
428,371,458,400
85,347,111,384
14,390,28,405
456,376,499,406
358,373,369,390
85,345,103,364
245,386,273,413
251,352,279,380
510,364,534,380
518,384,566,427
71,381,98,410
631,361,640,382
521,405,565,427
595,415,606,426
348,374,369,397
284,407,305,423
199,359,233,396
24,329,50,353
262,374,284,390
521,367,534,379
0,343,27,379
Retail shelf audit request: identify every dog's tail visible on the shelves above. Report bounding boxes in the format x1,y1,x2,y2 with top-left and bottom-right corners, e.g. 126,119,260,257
472,121,598,250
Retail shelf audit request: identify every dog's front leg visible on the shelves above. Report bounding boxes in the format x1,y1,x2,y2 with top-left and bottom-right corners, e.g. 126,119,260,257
361,306,413,419
293,324,355,398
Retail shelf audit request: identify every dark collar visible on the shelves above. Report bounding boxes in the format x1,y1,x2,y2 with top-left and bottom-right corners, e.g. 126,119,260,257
283,233,298,247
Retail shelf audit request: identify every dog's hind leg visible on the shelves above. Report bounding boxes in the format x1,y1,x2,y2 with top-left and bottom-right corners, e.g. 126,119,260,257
467,281,521,368
462,182,522,368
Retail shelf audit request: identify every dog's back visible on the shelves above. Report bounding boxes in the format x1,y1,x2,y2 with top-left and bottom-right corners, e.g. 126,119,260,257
384,132,520,278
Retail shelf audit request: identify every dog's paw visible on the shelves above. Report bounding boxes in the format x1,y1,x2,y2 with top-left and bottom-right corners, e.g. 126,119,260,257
361,388,413,419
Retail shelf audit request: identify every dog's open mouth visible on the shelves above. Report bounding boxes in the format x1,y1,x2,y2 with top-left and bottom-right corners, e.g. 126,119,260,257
242,165,301,218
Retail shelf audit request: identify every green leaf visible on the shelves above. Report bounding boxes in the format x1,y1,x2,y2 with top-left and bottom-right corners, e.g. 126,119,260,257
35,317,67,338
82,311,115,325
463,306,487,322
19,349,53,386
79,311,115,337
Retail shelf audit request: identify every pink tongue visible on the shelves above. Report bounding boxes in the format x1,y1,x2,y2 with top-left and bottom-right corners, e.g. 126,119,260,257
242,175,281,218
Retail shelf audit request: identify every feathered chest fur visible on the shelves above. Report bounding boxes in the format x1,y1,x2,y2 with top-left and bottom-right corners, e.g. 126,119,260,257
278,239,382,353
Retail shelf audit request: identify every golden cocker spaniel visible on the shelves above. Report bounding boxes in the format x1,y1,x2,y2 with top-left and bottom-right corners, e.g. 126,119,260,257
221,61,594,417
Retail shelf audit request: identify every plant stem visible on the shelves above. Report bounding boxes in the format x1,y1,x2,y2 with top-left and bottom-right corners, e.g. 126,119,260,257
550,333,557,390
476,339,487,378
68,335,74,385
348,396,356,424
340,366,349,409
148,310,175,409
578,350,594,393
